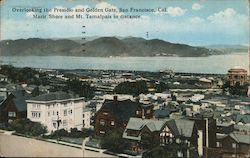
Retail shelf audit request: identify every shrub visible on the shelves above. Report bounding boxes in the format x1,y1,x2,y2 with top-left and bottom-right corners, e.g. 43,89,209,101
10,119,47,136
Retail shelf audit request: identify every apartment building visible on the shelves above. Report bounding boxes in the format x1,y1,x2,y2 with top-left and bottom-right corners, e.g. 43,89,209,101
26,92,86,133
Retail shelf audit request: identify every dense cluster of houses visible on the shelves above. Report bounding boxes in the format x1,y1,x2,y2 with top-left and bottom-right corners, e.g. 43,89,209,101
0,66,249,158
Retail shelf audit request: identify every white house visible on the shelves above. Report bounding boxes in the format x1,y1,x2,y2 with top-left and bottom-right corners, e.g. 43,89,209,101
0,74,8,82
26,92,86,133
82,108,92,129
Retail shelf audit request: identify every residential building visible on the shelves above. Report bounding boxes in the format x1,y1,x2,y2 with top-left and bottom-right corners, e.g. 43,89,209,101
94,96,153,136
0,90,31,125
0,74,8,82
216,133,250,158
235,114,250,125
199,78,213,88
153,104,178,119
26,92,86,133
216,122,234,134
83,108,92,129
122,117,198,157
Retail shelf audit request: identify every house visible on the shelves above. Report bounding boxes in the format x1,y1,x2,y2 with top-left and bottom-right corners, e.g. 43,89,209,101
199,78,213,88
153,105,178,119
122,117,198,157
235,114,250,125
83,107,92,129
0,84,15,100
216,133,250,158
234,124,250,135
0,90,31,125
154,107,170,119
94,96,153,136
26,92,86,133
216,122,234,134
0,74,8,82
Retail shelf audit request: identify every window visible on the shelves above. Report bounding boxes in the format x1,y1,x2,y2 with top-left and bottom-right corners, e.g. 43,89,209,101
63,120,67,126
8,119,13,123
31,112,41,118
100,131,105,134
64,110,67,116
176,138,180,144
48,112,50,117
136,111,140,115
177,151,183,157
103,112,108,115
100,119,105,126
8,112,16,117
169,138,173,143
111,121,115,126
83,114,85,118
146,109,151,114
68,109,73,114
232,143,236,148
216,142,222,147
56,111,59,116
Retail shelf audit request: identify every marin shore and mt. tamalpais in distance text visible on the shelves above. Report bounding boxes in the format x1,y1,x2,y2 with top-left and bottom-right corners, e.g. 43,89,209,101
2,36,247,57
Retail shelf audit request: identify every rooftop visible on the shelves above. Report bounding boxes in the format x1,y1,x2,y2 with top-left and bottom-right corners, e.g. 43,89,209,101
27,92,84,103
0,90,31,112
123,117,195,140
100,99,142,123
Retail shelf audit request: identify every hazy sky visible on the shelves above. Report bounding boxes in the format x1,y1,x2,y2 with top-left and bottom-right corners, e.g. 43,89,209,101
1,0,249,46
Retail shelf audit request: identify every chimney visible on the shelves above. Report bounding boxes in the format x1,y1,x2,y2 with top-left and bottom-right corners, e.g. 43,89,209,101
113,95,118,101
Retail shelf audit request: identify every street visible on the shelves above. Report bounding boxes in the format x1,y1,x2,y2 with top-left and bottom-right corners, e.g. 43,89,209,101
0,133,116,157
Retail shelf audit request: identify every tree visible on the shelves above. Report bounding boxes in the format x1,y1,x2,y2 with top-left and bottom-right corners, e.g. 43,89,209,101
143,145,178,158
10,119,47,136
143,142,197,158
229,82,249,96
156,82,169,93
64,79,95,99
31,87,40,97
100,129,126,153
114,80,148,96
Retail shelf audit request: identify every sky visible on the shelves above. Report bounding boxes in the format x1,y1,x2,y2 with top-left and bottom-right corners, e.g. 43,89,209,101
0,0,249,46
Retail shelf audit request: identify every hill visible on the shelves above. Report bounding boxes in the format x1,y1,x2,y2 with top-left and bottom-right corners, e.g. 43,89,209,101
204,44,248,53
0,37,220,57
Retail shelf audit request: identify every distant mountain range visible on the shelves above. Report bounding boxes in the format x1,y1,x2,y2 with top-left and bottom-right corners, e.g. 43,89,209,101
204,44,248,53
0,37,223,57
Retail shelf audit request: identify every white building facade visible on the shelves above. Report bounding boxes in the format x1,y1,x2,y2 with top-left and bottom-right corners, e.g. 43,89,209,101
26,92,86,133
82,108,92,129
